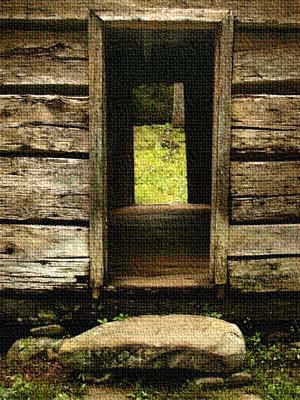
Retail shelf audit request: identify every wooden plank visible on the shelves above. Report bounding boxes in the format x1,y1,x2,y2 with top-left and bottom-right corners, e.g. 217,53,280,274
0,95,89,154
229,224,300,257
232,195,300,223
108,257,211,289
0,27,88,86
210,13,233,284
231,161,300,197
2,0,300,26
229,257,300,293
233,29,300,86
0,259,89,291
0,157,89,221
89,13,107,297
232,95,300,130
96,8,229,28
0,224,89,260
231,129,300,159
0,95,88,127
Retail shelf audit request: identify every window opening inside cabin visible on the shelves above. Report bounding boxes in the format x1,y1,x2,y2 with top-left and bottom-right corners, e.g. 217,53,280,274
133,82,187,204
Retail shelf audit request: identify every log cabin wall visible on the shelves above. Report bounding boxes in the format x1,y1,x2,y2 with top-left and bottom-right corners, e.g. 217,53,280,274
0,0,299,294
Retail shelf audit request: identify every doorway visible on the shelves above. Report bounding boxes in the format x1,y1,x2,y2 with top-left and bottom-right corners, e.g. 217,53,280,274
89,9,233,295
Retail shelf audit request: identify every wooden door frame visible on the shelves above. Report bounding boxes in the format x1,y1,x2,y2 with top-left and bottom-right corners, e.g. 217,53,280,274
89,8,233,298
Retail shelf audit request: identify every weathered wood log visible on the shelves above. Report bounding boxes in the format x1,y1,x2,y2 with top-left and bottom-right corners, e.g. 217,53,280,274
231,129,300,159
0,224,88,260
229,257,300,293
231,95,300,130
0,157,89,221
108,256,211,289
229,224,300,257
1,0,300,25
233,29,300,86
0,28,88,86
0,259,89,291
231,161,300,197
231,195,300,223
0,95,89,154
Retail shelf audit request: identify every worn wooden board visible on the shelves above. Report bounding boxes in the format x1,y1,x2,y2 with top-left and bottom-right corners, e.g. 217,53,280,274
233,29,300,86
229,224,300,257
0,28,88,86
108,257,211,289
0,224,89,260
0,95,88,154
232,195,300,224
231,161,300,197
0,157,89,221
231,129,300,160
1,0,300,25
232,95,300,130
0,259,89,291
229,257,300,293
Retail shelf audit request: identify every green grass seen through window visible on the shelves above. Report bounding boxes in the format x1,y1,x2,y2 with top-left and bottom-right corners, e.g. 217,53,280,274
134,124,187,204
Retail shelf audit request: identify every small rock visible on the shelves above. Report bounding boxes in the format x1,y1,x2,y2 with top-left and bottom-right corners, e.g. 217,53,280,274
194,376,224,388
59,315,245,374
30,324,64,337
291,341,300,348
239,395,262,400
6,337,63,365
229,372,253,386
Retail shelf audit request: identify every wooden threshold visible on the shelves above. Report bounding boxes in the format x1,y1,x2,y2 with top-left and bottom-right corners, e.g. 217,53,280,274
107,256,212,289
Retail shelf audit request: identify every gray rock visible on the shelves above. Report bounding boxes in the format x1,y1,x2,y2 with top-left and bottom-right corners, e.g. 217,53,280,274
194,376,225,388
229,372,253,386
30,324,64,337
59,314,245,374
7,337,63,364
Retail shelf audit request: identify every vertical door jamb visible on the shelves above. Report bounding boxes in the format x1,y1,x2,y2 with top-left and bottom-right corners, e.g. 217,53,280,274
89,12,107,299
210,12,234,286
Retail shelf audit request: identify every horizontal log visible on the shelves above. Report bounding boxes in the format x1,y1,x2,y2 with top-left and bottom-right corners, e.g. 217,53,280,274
229,257,300,292
231,95,300,130
229,224,300,257
0,28,88,86
0,157,89,221
231,195,300,223
1,0,300,25
108,256,211,288
231,161,300,197
0,224,89,260
233,29,300,86
0,259,89,291
0,95,88,154
231,129,300,159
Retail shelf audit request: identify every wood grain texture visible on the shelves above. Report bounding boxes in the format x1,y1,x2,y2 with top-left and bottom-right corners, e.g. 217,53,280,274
233,29,300,86
230,161,300,223
231,161,300,197
210,13,233,284
0,224,89,290
2,0,300,25
0,157,89,221
232,95,300,130
0,95,89,154
89,13,107,296
229,257,300,293
0,259,89,291
0,28,88,86
231,196,300,223
229,224,300,257
0,224,89,260
231,129,300,159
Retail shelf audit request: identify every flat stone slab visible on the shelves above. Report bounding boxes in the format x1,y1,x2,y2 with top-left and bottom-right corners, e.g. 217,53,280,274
59,315,245,374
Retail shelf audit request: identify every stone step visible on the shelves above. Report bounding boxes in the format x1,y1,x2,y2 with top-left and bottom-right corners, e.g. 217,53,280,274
58,315,245,374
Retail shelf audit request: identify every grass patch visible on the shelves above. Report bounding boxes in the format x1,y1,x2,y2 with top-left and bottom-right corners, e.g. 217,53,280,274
134,124,187,204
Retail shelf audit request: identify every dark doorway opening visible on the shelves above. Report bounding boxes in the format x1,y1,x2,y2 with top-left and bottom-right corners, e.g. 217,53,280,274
105,27,215,288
